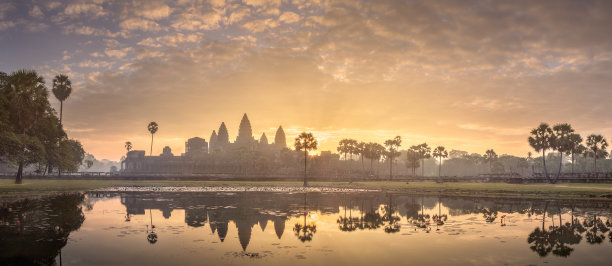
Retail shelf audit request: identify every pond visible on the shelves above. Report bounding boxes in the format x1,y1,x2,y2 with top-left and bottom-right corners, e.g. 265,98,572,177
1,191,612,265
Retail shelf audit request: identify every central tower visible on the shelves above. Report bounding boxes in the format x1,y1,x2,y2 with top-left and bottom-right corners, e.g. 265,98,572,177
235,113,254,147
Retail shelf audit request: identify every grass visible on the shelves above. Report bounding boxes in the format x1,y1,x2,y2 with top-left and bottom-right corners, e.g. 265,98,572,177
1,179,611,201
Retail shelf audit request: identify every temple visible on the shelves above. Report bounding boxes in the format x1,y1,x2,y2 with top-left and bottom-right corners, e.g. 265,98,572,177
121,113,288,173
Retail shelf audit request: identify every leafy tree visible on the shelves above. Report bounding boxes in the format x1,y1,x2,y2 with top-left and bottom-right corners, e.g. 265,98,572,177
51,74,72,126
295,132,317,186
147,122,158,156
483,149,498,172
383,136,401,180
0,70,52,183
528,123,555,182
586,134,608,172
337,138,358,174
125,141,132,153
432,146,448,177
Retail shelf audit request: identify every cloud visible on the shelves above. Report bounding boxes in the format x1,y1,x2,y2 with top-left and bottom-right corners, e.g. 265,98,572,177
64,3,105,17
119,18,160,31
29,6,44,18
104,47,132,58
279,11,300,24
135,4,172,20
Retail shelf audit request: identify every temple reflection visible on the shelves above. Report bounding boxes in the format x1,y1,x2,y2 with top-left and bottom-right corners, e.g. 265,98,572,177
82,191,612,257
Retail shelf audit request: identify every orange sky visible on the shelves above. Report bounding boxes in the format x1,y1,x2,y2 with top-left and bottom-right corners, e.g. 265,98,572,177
3,0,612,161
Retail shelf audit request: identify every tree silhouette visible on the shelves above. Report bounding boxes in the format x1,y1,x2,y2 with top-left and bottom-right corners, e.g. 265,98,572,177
124,141,132,153
417,143,432,176
295,132,317,186
294,194,316,242
383,136,401,180
483,149,498,172
552,123,574,181
51,74,72,126
585,134,608,172
433,146,448,177
147,122,158,156
567,134,583,174
528,123,555,182
406,148,420,176
363,142,384,177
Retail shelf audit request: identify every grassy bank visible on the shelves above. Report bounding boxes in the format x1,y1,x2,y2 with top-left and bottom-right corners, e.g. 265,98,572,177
1,179,611,201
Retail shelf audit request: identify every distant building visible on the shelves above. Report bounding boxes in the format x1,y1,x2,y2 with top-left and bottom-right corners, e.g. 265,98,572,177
185,137,208,157
121,113,290,174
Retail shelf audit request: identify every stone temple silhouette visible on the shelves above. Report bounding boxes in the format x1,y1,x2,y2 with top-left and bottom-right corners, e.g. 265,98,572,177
121,113,288,173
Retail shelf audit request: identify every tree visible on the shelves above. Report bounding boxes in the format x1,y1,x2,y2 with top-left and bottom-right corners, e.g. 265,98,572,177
0,70,52,183
567,133,583,174
295,132,317,186
586,134,608,172
356,141,366,173
432,146,448,177
125,141,132,153
383,136,401,180
483,149,498,172
528,123,555,183
363,142,384,176
52,74,72,126
405,148,420,176
337,138,357,174
147,122,158,156
552,123,574,180
416,143,431,176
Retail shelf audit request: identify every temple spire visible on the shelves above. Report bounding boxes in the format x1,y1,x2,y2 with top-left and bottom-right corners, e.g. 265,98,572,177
235,113,253,146
274,126,286,148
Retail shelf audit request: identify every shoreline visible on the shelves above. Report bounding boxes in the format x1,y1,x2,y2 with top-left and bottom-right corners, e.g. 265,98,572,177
2,179,612,202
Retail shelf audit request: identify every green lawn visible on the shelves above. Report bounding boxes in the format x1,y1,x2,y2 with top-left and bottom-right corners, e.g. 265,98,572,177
1,179,611,200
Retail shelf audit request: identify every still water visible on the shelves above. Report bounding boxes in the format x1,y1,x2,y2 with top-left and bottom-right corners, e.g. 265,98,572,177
1,191,612,265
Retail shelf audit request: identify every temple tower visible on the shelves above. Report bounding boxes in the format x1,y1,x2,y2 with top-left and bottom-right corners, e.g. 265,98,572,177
274,126,286,148
209,130,217,152
235,113,254,147
217,122,229,145
260,133,268,145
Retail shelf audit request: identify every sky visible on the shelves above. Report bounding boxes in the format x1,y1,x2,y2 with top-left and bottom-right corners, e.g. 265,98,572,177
1,0,612,161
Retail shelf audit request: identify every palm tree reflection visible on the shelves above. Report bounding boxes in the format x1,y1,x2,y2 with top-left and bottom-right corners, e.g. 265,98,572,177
294,193,317,242
146,209,158,244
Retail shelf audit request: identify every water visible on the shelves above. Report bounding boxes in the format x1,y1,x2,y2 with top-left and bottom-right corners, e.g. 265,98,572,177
1,191,612,265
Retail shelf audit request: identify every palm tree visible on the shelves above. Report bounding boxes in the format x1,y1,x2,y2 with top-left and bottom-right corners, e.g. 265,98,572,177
363,142,384,176
295,132,317,186
147,122,158,156
586,134,608,172
383,136,401,180
337,139,353,174
552,123,574,181
417,143,431,176
483,149,498,172
52,74,72,126
528,123,555,182
405,148,420,176
125,141,132,153
567,134,583,174
432,146,448,177
356,142,366,173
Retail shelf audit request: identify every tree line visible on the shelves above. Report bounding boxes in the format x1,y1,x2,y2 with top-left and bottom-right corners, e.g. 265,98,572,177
529,122,609,183
0,70,85,183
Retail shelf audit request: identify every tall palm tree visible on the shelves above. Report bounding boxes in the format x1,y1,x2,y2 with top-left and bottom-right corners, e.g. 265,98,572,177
383,136,401,180
295,132,317,186
52,74,72,126
432,146,448,177
147,122,158,156
552,123,574,181
483,149,498,172
125,141,132,153
567,133,583,174
356,141,366,173
586,134,608,172
363,142,384,176
417,143,431,176
528,123,555,182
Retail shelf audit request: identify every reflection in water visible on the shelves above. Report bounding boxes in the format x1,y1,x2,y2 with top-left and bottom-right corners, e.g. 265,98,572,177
0,193,85,265
2,192,612,265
